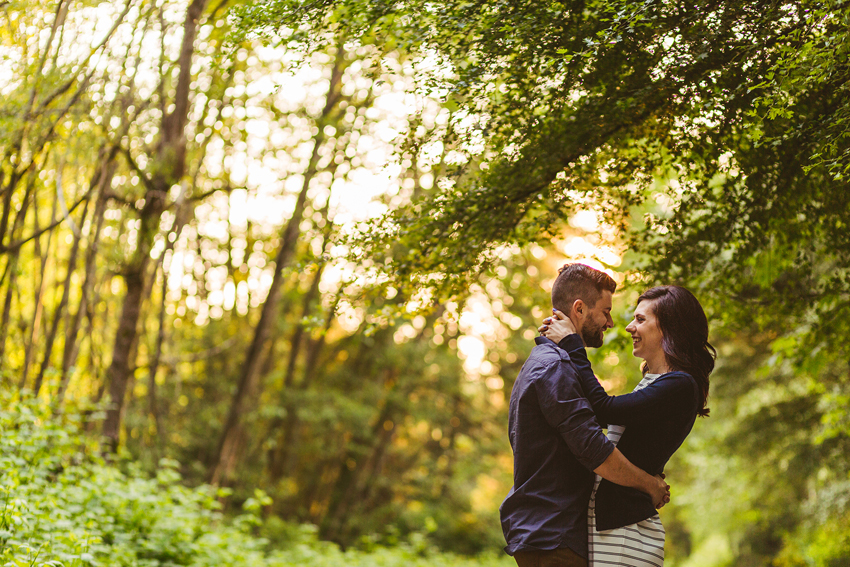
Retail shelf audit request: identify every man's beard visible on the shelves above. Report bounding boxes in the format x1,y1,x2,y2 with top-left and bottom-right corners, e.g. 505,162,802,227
581,318,605,348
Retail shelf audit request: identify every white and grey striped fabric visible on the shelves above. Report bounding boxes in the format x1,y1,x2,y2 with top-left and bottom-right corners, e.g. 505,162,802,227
587,373,666,567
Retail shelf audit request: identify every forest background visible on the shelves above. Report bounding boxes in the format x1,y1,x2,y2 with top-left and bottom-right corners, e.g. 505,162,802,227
1,0,849,565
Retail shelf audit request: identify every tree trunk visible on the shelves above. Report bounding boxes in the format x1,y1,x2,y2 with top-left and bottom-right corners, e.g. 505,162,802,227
147,268,168,455
320,369,399,543
33,175,91,396
56,161,114,406
266,262,327,479
0,256,20,376
0,175,36,369
266,202,334,479
146,192,191,452
209,52,346,485
270,291,341,482
102,258,147,450
20,192,58,390
102,0,208,451
0,171,20,251
317,307,443,541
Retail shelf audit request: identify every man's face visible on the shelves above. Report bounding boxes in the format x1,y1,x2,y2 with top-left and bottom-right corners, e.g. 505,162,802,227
580,290,614,348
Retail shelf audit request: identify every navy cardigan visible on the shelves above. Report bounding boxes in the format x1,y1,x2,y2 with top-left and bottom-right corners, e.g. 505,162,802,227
558,335,700,531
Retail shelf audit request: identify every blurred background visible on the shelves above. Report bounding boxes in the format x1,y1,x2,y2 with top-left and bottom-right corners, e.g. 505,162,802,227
1,0,848,565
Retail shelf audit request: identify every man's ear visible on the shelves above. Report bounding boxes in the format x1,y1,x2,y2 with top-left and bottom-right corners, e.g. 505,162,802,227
572,299,584,316
571,299,586,323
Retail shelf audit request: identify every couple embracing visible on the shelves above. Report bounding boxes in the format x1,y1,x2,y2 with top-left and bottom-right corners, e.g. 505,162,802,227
500,264,715,567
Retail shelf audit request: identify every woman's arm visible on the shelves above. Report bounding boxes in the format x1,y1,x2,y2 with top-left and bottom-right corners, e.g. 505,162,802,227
565,340,696,427
538,309,696,425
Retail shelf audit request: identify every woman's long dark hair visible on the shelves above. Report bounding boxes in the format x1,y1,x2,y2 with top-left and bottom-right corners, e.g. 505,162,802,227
638,286,716,417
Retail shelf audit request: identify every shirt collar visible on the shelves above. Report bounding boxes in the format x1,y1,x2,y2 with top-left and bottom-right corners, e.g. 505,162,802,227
534,336,572,361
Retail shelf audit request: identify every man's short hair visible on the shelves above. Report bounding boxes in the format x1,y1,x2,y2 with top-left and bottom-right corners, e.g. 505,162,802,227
551,263,617,313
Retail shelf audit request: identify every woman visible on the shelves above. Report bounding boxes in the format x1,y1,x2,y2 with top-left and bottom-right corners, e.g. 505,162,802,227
541,285,715,567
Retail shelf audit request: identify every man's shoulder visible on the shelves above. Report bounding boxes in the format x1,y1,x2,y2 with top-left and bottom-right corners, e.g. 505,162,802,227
521,339,573,378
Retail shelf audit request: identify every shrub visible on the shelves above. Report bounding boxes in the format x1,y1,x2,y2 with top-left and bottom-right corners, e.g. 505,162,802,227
0,389,510,567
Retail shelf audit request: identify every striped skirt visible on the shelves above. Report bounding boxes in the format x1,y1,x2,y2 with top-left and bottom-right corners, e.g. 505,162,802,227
587,476,666,567
588,375,666,566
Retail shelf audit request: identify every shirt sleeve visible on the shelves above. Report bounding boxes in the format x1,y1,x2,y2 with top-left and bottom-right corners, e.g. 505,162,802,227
532,359,615,471
557,336,697,426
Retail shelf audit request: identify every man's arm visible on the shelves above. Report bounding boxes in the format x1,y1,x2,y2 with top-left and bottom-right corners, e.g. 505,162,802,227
595,448,670,508
533,358,616,475
532,352,670,508
533,354,668,507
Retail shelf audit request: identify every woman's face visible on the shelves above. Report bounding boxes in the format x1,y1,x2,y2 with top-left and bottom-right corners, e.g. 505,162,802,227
625,299,665,366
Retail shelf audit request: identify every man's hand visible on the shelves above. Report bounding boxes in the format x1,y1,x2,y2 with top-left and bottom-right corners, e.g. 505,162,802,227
538,309,578,343
594,449,671,509
651,474,670,509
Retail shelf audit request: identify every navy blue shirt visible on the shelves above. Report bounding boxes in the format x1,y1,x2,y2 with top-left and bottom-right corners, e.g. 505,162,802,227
500,336,615,558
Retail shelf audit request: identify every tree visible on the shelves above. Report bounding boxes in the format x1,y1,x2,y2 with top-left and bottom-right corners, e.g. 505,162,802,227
236,0,850,562
101,0,214,451
239,0,849,309
209,42,349,485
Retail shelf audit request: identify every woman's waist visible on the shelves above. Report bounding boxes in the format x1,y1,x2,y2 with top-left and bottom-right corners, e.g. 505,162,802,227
612,427,693,472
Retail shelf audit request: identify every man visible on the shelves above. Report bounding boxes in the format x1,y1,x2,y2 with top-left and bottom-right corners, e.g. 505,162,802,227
500,263,669,567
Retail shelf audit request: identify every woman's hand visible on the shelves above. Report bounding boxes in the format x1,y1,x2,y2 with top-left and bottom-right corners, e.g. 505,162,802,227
538,309,577,343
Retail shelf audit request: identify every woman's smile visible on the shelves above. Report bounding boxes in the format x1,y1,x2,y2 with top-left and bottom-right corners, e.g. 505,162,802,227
625,298,666,373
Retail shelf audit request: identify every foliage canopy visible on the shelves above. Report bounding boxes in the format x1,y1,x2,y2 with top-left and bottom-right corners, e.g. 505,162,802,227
232,1,850,564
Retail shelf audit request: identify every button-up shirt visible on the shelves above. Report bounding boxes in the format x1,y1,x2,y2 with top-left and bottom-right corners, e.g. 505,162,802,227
500,335,615,559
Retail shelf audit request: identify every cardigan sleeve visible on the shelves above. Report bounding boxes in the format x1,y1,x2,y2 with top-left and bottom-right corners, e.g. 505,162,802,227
557,335,697,427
